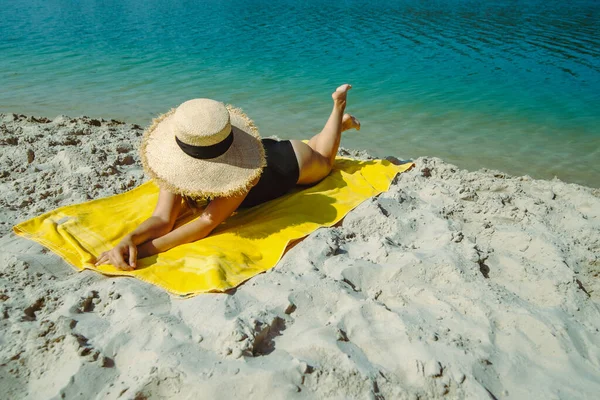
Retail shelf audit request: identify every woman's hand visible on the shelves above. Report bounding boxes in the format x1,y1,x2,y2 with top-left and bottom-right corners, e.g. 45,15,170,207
95,236,137,270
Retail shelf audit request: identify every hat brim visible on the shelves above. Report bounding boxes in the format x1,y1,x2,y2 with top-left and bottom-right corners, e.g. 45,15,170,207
140,105,266,198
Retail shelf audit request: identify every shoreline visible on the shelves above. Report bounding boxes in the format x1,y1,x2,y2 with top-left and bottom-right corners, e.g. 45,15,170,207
1,113,600,398
2,110,599,190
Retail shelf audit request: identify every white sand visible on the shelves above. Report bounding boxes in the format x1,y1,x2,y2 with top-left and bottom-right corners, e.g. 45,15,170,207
1,113,599,399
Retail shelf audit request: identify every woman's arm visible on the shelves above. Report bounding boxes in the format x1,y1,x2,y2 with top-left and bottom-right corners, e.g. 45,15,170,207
128,190,183,245
137,192,247,258
94,189,183,269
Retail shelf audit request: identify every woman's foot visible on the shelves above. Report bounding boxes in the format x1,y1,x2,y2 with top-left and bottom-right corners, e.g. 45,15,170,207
332,84,352,110
342,113,361,132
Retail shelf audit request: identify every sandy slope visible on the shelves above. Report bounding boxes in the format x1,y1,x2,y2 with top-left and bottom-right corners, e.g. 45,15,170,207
1,113,599,399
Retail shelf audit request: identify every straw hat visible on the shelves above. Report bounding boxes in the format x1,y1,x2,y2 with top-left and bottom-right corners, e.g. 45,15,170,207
140,99,265,198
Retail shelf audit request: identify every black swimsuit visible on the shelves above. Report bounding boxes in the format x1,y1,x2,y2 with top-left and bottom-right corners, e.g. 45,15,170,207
240,139,300,208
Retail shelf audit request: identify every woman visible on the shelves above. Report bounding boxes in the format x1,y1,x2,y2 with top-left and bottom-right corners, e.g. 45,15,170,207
95,84,359,270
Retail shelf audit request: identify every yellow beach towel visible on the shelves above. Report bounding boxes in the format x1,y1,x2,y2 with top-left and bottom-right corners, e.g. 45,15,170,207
14,158,413,297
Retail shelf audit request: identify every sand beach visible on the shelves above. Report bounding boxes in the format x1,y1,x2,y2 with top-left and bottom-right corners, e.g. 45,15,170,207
1,113,599,399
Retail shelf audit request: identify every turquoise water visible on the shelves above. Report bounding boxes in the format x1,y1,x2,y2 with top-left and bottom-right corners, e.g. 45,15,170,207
1,0,599,186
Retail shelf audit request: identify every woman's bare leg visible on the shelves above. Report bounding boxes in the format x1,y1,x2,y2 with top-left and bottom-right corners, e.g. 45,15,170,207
291,84,358,185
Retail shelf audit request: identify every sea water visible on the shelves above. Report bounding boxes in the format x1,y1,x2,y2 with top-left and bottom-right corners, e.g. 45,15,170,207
1,0,598,186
